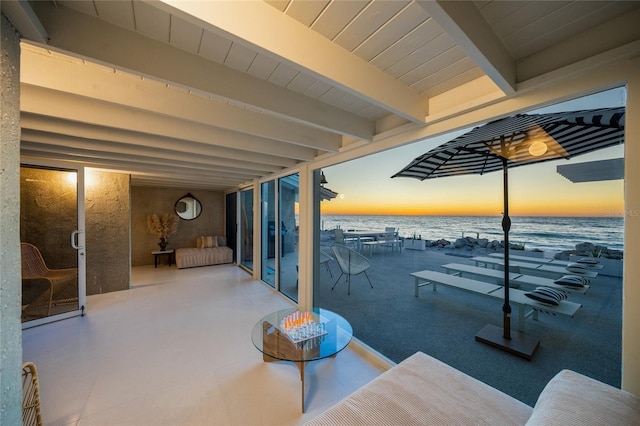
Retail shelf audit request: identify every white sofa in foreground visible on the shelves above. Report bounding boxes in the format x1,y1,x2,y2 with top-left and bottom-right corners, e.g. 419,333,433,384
175,236,232,269
306,352,639,425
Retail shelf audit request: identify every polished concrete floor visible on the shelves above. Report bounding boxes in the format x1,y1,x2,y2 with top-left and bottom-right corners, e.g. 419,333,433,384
22,264,386,426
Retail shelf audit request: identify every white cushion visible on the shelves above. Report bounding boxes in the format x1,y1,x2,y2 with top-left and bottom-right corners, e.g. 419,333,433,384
577,257,600,265
526,370,640,426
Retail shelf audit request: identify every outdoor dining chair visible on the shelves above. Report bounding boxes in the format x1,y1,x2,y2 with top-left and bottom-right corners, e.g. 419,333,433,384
333,228,357,248
331,244,373,295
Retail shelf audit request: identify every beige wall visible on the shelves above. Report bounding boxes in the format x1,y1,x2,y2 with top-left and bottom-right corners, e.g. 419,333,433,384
131,187,226,266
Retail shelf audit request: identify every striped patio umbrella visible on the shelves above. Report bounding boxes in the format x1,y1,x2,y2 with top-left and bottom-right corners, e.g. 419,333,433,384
392,107,625,359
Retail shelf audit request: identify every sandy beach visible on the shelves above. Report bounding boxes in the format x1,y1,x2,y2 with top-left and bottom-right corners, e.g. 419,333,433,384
312,231,623,406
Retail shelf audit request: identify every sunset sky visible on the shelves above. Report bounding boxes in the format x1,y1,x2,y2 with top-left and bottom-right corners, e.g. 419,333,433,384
321,88,626,217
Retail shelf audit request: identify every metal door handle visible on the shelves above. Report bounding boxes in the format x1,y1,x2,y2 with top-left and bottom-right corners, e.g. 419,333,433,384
71,230,85,250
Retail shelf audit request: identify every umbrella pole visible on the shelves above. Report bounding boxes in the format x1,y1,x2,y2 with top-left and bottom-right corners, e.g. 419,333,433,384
502,160,511,340
475,159,539,360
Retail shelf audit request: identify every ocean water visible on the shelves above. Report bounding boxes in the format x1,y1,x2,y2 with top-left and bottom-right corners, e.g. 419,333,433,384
321,215,624,253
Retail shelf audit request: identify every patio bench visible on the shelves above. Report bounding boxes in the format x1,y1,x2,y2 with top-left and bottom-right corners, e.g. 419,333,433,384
488,252,604,270
471,256,598,280
440,263,589,294
410,270,581,332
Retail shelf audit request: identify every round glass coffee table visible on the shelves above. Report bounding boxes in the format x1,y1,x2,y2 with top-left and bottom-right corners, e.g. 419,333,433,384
251,307,353,412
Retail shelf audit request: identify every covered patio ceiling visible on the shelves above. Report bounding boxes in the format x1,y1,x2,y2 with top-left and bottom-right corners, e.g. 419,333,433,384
3,0,640,190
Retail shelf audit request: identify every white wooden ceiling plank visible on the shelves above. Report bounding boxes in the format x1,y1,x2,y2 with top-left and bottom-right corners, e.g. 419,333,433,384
354,2,427,62
286,72,318,94
473,0,529,26
225,42,258,72
268,62,300,87
418,65,485,98
265,1,290,13
516,9,640,82
158,0,426,123
33,5,374,139
199,30,232,63
286,0,330,27
385,33,456,78
505,1,640,60
489,1,568,40
302,79,333,99
318,87,347,106
20,85,313,162
501,1,590,58
331,92,363,110
418,0,516,94
400,47,468,85
20,47,340,151
356,104,388,121
169,13,202,54
333,0,409,52
133,1,170,42
22,147,258,187
411,57,481,94
93,0,135,31
310,0,369,40
370,19,444,71
21,114,286,173
56,1,97,17
247,53,280,80
21,133,274,179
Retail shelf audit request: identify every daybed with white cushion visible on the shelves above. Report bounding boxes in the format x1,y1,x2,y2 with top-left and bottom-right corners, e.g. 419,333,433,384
306,351,639,425
175,236,232,269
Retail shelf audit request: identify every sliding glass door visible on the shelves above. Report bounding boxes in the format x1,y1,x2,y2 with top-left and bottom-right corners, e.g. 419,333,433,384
278,174,299,301
261,181,276,287
239,188,254,271
260,174,299,301
20,164,86,328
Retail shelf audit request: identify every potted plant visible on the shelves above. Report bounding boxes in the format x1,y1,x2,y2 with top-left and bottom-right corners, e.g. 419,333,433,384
147,213,179,251
404,234,426,251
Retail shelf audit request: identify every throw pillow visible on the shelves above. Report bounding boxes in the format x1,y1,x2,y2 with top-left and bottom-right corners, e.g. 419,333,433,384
577,257,599,265
554,275,588,288
566,262,589,273
197,236,217,248
524,287,568,306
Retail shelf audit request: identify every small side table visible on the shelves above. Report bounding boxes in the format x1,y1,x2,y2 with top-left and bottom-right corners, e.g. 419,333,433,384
151,250,174,268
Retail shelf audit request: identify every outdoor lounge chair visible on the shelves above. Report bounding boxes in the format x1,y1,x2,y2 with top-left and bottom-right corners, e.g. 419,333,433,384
21,242,78,319
331,244,373,295
320,250,334,277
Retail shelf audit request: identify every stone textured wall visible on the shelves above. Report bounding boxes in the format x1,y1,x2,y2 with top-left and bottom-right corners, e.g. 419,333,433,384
20,168,78,269
131,187,226,266
86,171,130,294
0,13,23,425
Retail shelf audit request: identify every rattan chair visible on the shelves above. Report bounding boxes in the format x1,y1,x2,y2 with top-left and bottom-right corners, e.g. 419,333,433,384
21,242,78,319
22,362,43,426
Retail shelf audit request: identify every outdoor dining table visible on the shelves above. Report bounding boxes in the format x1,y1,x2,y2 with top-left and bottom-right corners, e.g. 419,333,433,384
343,230,385,250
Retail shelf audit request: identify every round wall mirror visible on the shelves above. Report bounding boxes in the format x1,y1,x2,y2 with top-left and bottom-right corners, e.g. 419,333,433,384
175,193,202,220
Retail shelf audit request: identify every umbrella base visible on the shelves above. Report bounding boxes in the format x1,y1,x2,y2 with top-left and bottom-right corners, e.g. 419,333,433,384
475,324,539,361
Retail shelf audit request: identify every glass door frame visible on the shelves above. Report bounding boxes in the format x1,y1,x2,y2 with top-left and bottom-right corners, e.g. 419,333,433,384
20,159,86,329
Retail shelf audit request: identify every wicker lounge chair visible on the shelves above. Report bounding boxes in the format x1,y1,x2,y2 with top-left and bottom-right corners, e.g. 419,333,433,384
22,362,43,426
21,242,78,319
